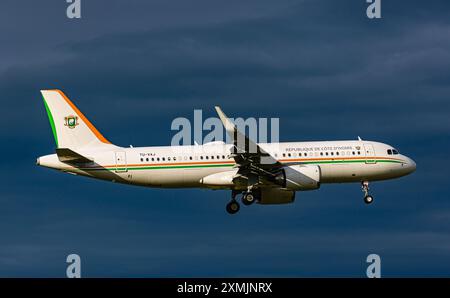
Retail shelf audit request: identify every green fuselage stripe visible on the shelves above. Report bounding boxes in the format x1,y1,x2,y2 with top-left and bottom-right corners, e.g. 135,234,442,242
79,159,403,172
42,96,58,147
91,164,234,171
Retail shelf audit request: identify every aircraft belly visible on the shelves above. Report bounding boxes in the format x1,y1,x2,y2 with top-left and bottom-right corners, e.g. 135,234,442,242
141,167,230,188
143,169,184,187
319,162,399,183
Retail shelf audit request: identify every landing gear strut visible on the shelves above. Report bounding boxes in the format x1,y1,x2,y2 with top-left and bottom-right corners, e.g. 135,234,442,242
361,181,374,204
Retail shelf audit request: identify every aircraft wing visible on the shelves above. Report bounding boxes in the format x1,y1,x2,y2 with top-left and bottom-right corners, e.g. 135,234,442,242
215,106,284,185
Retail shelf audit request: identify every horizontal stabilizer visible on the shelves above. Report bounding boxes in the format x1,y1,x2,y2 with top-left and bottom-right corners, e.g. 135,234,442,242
56,148,93,164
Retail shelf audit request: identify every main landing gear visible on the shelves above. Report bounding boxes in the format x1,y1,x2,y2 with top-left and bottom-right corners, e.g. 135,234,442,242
226,190,241,215
226,200,240,214
226,190,258,214
362,181,374,204
242,192,256,206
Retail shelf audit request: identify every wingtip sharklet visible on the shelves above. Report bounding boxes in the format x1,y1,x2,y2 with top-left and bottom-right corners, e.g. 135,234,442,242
214,106,225,118
214,106,235,131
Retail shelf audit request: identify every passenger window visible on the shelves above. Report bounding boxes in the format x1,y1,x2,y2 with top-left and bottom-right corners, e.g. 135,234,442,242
162,157,165,161
352,151,355,155
222,155,225,159
288,153,291,157
146,158,149,162
189,156,193,160
168,157,171,161
157,157,160,161
151,158,154,161
140,158,143,162
330,152,334,156
205,156,209,160
357,151,361,155
200,156,203,160
336,152,339,156
282,153,286,157
320,152,323,156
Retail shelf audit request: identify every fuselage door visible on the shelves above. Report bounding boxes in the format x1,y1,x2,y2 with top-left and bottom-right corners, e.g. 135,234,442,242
115,151,128,173
363,144,376,164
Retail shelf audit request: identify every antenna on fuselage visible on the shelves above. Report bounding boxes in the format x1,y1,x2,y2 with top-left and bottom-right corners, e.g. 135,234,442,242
358,136,362,141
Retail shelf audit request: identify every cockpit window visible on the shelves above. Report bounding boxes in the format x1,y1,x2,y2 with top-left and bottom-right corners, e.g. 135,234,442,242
387,148,399,155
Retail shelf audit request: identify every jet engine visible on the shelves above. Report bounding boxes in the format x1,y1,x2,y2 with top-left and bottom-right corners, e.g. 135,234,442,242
274,164,321,191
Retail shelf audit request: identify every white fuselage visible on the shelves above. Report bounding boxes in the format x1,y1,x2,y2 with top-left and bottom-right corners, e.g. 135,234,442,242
37,140,416,189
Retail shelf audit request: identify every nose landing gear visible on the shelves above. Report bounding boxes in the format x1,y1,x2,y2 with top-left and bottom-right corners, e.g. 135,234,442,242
362,181,374,204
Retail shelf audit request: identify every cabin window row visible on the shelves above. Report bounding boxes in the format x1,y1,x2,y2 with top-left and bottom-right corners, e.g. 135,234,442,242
278,151,361,158
140,155,229,162
139,150,365,163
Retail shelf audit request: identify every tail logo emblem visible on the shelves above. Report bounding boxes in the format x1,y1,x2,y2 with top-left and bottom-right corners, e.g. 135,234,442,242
64,115,79,129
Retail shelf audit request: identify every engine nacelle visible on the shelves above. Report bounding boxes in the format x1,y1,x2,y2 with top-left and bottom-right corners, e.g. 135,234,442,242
275,164,321,191
258,188,295,205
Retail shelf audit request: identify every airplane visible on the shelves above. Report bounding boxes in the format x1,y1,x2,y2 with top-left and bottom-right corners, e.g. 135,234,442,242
37,90,416,214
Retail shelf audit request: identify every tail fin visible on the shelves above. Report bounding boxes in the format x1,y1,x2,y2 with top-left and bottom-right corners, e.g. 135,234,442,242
40,90,111,149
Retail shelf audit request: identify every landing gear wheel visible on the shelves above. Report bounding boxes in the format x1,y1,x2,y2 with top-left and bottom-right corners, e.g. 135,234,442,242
226,200,240,214
242,193,255,206
364,195,374,204
361,181,374,205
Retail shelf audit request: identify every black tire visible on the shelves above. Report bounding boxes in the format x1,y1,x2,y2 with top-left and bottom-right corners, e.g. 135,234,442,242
226,201,240,214
242,193,255,206
364,195,374,204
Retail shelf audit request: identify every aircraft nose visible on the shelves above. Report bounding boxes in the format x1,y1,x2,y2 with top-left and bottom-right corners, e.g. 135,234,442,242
406,157,416,173
36,157,40,166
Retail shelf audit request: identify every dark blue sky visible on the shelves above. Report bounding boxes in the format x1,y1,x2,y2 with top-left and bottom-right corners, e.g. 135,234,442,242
0,0,449,277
